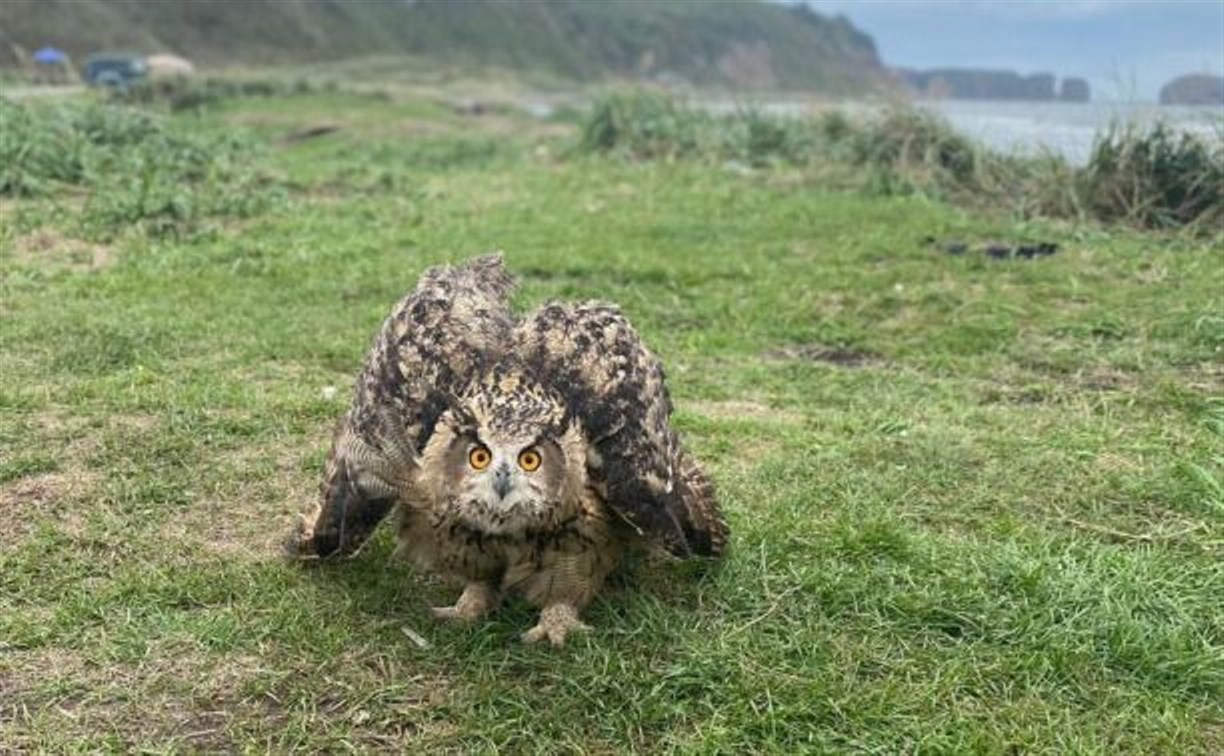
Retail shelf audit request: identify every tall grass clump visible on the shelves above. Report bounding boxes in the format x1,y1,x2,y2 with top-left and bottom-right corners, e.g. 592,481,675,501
0,97,282,237
579,90,819,167
579,90,712,161
1083,122,1224,231
842,107,987,197
578,90,1223,232
0,98,90,195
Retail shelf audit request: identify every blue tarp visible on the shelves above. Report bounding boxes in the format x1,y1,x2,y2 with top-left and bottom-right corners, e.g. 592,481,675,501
33,47,68,64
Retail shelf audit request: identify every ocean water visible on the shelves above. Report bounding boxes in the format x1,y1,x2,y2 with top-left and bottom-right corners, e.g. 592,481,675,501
920,100,1223,165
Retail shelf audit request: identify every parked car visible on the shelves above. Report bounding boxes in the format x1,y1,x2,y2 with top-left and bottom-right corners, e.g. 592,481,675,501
83,54,148,88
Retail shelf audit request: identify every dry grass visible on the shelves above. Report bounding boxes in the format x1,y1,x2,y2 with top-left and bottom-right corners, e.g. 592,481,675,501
8,228,113,271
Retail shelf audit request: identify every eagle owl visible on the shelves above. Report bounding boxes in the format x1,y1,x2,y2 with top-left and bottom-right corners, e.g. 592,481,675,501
290,255,727,645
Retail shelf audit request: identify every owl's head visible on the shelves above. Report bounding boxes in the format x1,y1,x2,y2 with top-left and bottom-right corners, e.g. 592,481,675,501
421,363,586,534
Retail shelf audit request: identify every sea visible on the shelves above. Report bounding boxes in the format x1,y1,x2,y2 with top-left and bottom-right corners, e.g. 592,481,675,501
919,99,1222,166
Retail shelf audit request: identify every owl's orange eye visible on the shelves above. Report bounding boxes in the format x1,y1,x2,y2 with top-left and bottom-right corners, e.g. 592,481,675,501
469,446,492,470
518,449,542,472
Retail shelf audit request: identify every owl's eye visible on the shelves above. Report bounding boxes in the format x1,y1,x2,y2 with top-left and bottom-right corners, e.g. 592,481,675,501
469,446,492,470
518,448,542,472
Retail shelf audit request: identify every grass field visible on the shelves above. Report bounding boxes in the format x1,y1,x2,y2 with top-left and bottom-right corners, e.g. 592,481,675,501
1,89,1222,752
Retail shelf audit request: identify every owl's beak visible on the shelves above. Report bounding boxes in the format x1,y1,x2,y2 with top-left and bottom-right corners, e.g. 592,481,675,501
492,463,512,500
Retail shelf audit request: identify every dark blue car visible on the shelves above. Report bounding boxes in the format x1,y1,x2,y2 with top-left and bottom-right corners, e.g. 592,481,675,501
83,54,148,88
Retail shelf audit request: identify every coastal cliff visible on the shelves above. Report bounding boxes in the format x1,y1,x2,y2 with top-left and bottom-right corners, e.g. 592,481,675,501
896,67,1090,102
1159,74,1224,106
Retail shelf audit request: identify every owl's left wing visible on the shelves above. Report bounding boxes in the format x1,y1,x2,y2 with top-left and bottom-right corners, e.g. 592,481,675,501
517,302,727,557
291,254,517,559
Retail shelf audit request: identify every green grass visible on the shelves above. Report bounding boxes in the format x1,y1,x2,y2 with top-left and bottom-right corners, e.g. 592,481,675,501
1,90,1222,752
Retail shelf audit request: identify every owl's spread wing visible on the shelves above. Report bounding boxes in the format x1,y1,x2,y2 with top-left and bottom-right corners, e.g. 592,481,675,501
348,253,516,457
293,254,516,557
517,302,726,557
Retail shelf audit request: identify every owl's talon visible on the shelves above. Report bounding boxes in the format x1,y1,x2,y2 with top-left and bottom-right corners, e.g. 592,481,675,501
521,604,590,647
430,582,497,623
430,605,466,622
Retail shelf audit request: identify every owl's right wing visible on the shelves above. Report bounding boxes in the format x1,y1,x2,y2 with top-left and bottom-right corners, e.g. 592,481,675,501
290,254,516,558
517,301,727,558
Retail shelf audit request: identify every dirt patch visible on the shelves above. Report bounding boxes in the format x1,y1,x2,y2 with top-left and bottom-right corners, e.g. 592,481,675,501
10,228,114,272
1183,362,1224,394
107,413,160,433
0,647,85,708
718,437,784,476
0,411,159,542
0,644,280,751
159,499,304,560
0,470,99,540
686,399,802,425
159,438,316,559
765,343,882,368
281,123,342,144
1094,452,1144,474
981,365,1147,405
1074,367,1139,393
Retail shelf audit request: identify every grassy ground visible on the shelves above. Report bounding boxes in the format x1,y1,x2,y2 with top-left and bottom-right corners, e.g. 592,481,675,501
1,90,1221,752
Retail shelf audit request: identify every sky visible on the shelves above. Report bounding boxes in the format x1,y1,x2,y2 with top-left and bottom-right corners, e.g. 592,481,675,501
802,0,1224,101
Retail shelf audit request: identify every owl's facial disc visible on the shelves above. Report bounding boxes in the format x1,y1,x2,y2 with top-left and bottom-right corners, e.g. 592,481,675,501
452,432,563,534
471,439,535,505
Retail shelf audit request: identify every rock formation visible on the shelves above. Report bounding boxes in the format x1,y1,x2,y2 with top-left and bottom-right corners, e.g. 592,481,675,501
1159,74,1224,106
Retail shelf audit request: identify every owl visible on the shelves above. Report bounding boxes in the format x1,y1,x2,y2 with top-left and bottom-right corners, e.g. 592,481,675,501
289,254,727,646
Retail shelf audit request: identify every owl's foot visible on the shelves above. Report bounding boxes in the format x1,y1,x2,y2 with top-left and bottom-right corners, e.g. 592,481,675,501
521,604,591,647
283,512,320,559
431,582,498,623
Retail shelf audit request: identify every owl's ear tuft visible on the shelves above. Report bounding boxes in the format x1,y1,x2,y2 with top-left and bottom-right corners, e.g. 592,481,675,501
460,252,516,300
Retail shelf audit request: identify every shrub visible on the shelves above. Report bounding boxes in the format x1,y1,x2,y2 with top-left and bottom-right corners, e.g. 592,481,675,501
0,98,88,194
579,90,709,161
1084,122,1224,230
846,107,981,192
0,98,283,237
114,76,320,112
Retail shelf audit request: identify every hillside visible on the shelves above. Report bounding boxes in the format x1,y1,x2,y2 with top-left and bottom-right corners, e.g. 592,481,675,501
0,0,887,93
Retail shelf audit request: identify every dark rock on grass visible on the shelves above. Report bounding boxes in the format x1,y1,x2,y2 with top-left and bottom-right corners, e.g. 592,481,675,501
923,236,1058,260
983,241,1058,259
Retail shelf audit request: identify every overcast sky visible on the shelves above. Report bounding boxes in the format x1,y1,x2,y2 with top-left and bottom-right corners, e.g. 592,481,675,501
802,0,1224,101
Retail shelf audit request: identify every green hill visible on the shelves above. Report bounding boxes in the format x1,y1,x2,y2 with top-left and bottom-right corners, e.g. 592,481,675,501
0,0,886,93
